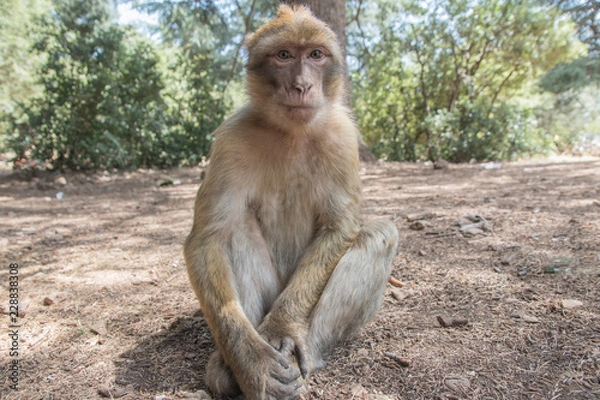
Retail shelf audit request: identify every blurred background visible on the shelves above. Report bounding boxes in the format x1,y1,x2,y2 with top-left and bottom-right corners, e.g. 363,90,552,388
1,0,598,170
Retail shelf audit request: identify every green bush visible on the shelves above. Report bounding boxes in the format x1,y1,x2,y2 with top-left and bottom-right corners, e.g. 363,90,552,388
423,101,548,162
3,0,229,170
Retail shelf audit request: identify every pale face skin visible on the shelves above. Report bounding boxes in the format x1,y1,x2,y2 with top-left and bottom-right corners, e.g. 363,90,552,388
267,46,331,122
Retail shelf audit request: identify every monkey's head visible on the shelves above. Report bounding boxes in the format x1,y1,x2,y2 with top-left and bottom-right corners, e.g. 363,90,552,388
245,5,346,127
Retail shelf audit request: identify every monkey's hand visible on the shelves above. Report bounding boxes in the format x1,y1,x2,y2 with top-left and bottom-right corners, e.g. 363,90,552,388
229,330,304,400
258,314,310,379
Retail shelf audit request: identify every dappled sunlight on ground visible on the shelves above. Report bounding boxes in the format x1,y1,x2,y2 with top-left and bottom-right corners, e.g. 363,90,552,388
1,158,598,399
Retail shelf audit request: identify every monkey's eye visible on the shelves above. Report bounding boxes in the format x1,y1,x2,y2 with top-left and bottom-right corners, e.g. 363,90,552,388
310,49,325,59
276,50,293,60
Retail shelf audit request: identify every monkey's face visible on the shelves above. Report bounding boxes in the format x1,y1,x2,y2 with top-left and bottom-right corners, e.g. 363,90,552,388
249,45,339,123
245,6,345,127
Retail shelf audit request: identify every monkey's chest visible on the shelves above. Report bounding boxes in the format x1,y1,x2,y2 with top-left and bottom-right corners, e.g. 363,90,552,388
252,176,325,271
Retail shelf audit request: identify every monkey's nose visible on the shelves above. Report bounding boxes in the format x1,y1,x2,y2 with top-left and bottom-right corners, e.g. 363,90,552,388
294,83,312,94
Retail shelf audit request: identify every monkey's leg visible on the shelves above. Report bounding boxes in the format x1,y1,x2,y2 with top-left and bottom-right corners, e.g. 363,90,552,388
205,214,283,396
305,219,399,372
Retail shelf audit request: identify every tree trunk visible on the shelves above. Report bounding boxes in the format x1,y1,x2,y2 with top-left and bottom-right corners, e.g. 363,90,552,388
281,0,377,162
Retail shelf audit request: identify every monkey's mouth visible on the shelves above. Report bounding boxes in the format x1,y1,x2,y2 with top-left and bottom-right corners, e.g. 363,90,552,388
279,104,318,110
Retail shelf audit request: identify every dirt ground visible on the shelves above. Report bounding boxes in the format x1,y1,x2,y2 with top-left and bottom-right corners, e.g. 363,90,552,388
1,156,599,400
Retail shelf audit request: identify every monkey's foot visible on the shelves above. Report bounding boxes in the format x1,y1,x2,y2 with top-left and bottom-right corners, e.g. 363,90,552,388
205,351,242,397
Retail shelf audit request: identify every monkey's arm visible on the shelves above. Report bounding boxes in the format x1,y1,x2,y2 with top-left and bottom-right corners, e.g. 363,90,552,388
186,230,302,397
184,142,303,398
258,180,362,375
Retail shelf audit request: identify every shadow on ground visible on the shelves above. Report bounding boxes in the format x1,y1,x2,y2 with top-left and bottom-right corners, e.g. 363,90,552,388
114,310,220,397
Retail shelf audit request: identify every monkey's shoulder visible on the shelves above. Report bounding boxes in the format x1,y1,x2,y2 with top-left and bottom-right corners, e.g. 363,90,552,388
209,117,350,175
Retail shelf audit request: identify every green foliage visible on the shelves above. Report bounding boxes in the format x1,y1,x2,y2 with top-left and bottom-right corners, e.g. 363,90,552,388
535,2,600,153
535,85,600,153
158,47,229,166
540,56,600,94
4,0,167,169
350,0,582,161
1,0,592,168
128,0,277,163
2,0,237,170
545,0,599,55
0,0,51,148
423,100,547,162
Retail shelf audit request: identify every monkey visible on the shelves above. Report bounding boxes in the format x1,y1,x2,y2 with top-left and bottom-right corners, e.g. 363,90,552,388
183,5,399,400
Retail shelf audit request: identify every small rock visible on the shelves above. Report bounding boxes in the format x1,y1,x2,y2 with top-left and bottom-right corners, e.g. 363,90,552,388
481,161,501,170
55,176,67,186
98,384,131,398
445,376,471,393
356,348,369,357
390,288,409,302
409,220,428,230
561,299,583,310
43,297,55,306
45,232,64,241
351,384,367,397
457,214,491,236
461,226,485,236
89,321,108,336
179,390,212,400
56,191,64,200
521,314,540,324
437,315,468,328
406,212,435,222
98,384,112,398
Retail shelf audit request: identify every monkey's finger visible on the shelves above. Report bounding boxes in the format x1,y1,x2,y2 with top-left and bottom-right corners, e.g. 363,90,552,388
270,359,301,384
265,343,291,369
267,375,304,399
295,342,309,379
279,337,295,356
260,332,283,352
270,337,283,352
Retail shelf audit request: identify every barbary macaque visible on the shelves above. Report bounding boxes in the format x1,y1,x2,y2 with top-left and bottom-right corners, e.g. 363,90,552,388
183,5,398,399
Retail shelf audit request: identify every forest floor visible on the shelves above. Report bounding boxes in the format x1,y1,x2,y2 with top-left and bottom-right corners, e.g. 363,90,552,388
1,156,599,400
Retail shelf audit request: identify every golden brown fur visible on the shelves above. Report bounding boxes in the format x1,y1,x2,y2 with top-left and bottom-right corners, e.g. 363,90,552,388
183,5,398,400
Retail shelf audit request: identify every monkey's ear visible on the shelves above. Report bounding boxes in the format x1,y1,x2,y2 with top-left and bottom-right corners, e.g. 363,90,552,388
277,4,293,17
244,32,256,51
